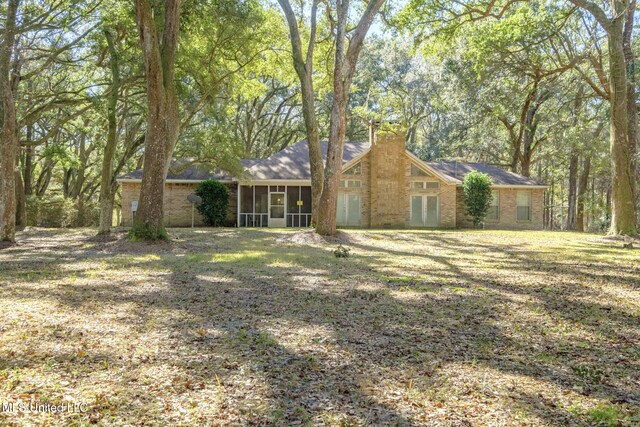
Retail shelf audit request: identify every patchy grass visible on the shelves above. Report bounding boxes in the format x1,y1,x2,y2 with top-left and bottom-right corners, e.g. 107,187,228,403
0,228,639,426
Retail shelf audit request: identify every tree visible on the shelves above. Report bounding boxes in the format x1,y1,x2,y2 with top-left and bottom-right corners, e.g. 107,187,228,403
315,0,386,235
576,155,591,231
130,0,181,240
463,171,493,227
0,0,20,242
276,0,323,224
569,0,637,235
195,179,229,226
98,28,121,234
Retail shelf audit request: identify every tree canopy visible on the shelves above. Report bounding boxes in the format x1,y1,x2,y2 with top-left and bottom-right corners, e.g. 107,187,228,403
0,0,637,239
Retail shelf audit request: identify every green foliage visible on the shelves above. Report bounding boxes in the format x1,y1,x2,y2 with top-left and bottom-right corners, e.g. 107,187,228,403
586,404,620,427
463,172,493,227
129,222,169,241
26,196,99,228
195,179,230,226
333,244,351,258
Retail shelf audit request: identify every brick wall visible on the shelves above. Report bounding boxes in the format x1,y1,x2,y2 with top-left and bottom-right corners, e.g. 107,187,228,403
369,130,408,227
456,187,544,229
439,183,457,228
120,181,237,227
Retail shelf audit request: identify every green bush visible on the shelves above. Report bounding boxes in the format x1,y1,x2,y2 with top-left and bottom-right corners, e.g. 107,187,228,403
26,195,99,228
129,222,169,241
463,171,493,227
195,179,229,226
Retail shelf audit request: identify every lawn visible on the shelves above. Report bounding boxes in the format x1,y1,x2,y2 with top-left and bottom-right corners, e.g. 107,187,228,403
0,228,638,426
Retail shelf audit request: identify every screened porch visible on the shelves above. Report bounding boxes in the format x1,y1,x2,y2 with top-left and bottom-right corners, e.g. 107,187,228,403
238,185,312,228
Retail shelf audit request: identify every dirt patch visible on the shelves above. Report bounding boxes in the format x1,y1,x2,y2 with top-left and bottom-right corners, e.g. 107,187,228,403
276,229,356,245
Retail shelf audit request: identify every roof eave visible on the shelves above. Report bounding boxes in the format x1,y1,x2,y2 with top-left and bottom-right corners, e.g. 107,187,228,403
116,178,234,184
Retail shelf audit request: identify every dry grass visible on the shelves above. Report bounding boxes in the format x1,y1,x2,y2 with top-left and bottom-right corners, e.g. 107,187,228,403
0,227,638,426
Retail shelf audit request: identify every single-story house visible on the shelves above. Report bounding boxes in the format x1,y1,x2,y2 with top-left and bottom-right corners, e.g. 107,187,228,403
117,128,547,229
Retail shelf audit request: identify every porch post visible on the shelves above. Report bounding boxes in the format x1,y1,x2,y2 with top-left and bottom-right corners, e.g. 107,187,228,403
237,183,241,227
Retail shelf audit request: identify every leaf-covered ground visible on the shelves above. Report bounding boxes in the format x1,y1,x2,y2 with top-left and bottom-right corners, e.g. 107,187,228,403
0,228,638,426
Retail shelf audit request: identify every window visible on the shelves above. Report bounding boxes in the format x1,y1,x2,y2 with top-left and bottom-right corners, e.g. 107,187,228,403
410,181,439,190
340,180,361,188
343,162,362,175
487,190,499,220
425,182,439,190
516,190,531,221
410,195,440,227
337,193,361,226
410,163,431,177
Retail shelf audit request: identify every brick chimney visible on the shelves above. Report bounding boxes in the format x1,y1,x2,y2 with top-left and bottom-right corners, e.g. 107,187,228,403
369,122,408,227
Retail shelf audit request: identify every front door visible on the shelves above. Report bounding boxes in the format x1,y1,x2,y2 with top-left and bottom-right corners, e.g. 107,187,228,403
269,192,286,227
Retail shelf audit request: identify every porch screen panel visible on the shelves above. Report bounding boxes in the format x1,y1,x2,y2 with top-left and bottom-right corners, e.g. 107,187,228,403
241,186,253,212
287,186,299,227
287,186,300,213
347,195,361,226
300,187,312,213
255,186,268,226
410,196,423,226
425,196,439,227
254,186,268,213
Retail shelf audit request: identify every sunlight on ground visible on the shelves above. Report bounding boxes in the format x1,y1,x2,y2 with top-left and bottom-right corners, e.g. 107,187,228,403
0,228,638,425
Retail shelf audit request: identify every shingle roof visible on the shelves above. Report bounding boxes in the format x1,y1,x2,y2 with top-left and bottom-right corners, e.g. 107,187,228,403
245,140,370,180
118,141,544,187
120,159,233,181
426,161,545,186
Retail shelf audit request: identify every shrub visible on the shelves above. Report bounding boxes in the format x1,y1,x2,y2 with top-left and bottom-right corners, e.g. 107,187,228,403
195,179,229,226
25,195,99,228
334,244,351,258
463,171,493,227
129,222,169,241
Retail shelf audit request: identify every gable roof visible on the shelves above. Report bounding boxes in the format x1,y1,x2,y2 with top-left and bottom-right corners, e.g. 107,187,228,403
245,140,370,180
426,161,545,186
117,140,545,187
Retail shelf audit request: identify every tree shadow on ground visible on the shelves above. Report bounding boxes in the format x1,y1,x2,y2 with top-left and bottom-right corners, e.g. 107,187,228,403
0,228,638,425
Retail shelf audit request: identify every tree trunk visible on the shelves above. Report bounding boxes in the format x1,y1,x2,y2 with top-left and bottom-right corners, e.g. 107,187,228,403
24,124,33,195
98,29,121,235
14,169,25,229
315,0,385,235
277,0,323,225
316,72,349,235
132,0,181,239
0,0,20,242
550,177,555,230
608,3,637,235
576,156,591,232
623,0,638,230
605,186,612,223
566,153,579,230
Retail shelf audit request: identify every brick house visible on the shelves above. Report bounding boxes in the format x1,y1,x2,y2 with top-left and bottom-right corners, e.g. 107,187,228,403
117,128,546,229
